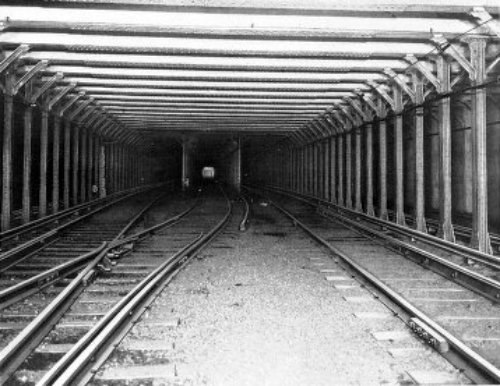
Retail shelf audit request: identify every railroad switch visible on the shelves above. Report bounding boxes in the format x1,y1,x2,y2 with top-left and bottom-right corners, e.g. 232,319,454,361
409,317,449,353
97,256,114,272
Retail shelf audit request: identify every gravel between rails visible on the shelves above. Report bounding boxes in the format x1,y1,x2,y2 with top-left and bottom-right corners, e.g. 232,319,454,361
94,200,470,386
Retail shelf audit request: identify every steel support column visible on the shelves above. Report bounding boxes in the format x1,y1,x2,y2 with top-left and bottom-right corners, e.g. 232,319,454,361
354,128,363,212
87,129,94,200
22,104,33,224
413,73,427,232
330,136,337,204
2,94,13,230
323,139,329,200
394,87,406,225
435,51,455,241
365,123,375,216
345,132,352,209
468,37,492,253
52,117,61,213
72,124,80,206
378,119,389,220
99,138,106,198
38,109,49,218
337,134,344,207
63,120,71,209
80,127,87,202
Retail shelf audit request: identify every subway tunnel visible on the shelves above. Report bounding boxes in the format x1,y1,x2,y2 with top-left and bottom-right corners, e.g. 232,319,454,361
1,1,500,385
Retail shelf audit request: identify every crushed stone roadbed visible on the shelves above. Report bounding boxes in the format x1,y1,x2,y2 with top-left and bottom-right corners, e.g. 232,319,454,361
94,201,468,386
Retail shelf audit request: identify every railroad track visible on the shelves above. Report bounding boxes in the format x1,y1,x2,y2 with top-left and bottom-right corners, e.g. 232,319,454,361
393,210,500,253
0,184,165,254
0,187,173,309
0,185,234,385
263,186,500,298
247,186,500,384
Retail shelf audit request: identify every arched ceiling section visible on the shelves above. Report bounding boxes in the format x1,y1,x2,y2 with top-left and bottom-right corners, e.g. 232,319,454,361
1,0,499,144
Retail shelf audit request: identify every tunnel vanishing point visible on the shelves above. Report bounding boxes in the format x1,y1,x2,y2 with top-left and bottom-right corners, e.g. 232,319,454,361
1,0,500,254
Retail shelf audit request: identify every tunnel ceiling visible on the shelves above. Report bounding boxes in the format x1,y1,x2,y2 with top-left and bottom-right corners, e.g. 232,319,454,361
1,1,500,149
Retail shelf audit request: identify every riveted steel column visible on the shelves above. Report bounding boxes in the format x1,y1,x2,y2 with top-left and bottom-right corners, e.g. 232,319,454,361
330,136,337,203
87,129,93,200
436,53,454,242
300,147,305,194
72,124,80,205
317,142,322,198
182,141,188,190
413,73,427,232
354,127,363,212
378,119,389,220
94,135,100,195
308,145,313,195
345,132,352,209
468,37,492,253
311,142,318,197
365,123,375,216
63,120,71,209
2,93,13,230
337,134,344,207
99,138,106,198
323,139,329,200
52,117,61,213
80,127,87,202
304,145,309,194
22,103,33,224
38,109,49,218
394,87,406,225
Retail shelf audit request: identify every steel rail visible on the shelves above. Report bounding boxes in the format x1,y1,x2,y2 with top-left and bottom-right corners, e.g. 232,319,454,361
0,182,170,273
260,186,500,302
267,186,500,270
0,190,169,309
39,187,232,386
245,186,500,384
395,210,500,249
0,187,195,384
0,181,166,247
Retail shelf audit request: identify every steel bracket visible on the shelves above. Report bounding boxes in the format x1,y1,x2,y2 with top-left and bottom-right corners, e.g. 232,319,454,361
68,97,94,121
47,82,76,112
59,91,85,118
384,68,416,103
432,34,476,79
470,7,500,38
12,60,48,96
30,72,63,106
0,44,29,75
366,81,396,111
405,54,441,90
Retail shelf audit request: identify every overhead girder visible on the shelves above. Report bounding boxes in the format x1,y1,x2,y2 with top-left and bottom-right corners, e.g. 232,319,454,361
1,3,500,139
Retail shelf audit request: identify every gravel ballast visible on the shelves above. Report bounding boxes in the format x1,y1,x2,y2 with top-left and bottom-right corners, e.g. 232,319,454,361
96,202,468,385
